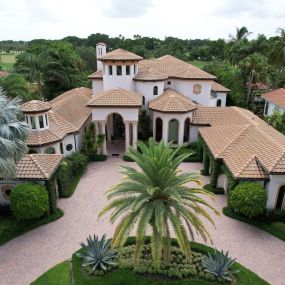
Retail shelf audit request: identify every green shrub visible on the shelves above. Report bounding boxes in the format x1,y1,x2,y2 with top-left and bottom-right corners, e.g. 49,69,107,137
89,154,107,161
229,182,267,218
0,204,11,216
123,154,134,162
203,184,225,195
271,222,285,234
266,209,285,223
10,183,49,220
66,153,88,176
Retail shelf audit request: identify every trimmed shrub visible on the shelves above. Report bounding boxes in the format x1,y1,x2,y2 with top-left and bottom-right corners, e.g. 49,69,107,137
203,184,225,195
10,183,49,220
89,154,107,161
229,182,267,218
66,153,88,176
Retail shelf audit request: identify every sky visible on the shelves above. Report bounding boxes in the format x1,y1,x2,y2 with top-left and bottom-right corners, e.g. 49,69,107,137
1,0,285,41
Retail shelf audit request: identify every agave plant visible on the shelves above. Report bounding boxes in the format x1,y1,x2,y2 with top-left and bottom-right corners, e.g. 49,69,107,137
202,249,239,282
77,234,117,273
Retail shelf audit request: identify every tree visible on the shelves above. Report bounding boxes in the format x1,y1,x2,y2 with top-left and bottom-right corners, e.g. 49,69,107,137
270,28,285,69
99,139,218,268
229,26,252,42
265,111,285,134
0,88,29,179
75,46,97,72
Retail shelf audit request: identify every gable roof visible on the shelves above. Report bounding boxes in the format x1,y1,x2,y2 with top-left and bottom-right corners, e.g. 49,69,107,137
262,88,285,109
98,48,143,61
16,154,63,180
149,88,196,113
211,81,230,92
87,88,142,107
139,55,215,80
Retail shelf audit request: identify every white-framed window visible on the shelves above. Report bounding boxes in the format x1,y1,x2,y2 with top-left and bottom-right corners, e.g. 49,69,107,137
30,116,36,129
109,65,113,75
117,66,122,76
126,65,130,75
39,115,44,128
153,86,158,95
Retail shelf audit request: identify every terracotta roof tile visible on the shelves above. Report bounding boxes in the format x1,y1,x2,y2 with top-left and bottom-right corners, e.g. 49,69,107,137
98,48,143,61
211,81,230,92
87,88,142,107
16,154,63,180
88,70,103,79
134,66,167,81
149,89,196,113
261,88,285,109
21,100,51,114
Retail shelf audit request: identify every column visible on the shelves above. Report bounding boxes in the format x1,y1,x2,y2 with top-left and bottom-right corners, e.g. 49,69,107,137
188,122,191,143
178,119,185,146
107,116,112,142
132,121,138,148
162,119,168,143
124,121,130,152
100,120,107,155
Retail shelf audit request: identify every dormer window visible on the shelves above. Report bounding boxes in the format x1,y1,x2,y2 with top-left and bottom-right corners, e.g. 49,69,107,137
126,65,130,75
153,86,158,95
109,65,113,75
116,66,122,76
39,115,44,128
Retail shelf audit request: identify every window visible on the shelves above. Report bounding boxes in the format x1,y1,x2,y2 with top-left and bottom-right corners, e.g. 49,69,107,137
30,116,36,129
167,81,171,85
45,147,55,154
133,65,136,74
116,66,122,75
39,115,44,128
66,144,73,151
216,99,222,107
108,65,113,75
126,65,130,75
60,142,63,154
45,114,49,126
153,86,158,95
25,116,28,123
142,96,145,105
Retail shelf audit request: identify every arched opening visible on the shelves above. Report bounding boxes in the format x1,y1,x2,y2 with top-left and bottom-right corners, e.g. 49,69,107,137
276,185,285,209
106,113,125,155
217,99,222,107
168,119,179,144
184,118,191,143
153,86,158,95
155,117,163,141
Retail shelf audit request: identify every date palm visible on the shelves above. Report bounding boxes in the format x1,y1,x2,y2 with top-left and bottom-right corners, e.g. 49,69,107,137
99,138,218,268
0,88,29,179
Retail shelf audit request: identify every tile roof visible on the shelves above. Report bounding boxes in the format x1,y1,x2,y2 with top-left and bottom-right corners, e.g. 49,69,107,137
261,88,285,109
87,88,142,107
211,81,230,92
88,70,103,79
98,48,143,61
139,55,215,80
246,82,269,90
134,66,167,81
149,88,197,113
26,87,92,147
198,106,285,178
21,100,51,114
16,154,63,180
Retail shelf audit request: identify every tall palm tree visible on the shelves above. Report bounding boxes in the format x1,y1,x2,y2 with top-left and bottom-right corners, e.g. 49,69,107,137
99,139,218,268
270,28,285,70
229,26,252,43
0,88,29,179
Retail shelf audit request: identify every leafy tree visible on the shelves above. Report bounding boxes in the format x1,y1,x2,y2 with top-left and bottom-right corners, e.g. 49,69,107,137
269,28,285,70
0,89,29,179
76,46,97,72
99,139,218,268
265,111,285,134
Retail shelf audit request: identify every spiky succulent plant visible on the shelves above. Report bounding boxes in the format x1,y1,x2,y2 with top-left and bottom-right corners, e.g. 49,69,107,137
77,234,117,273
202,249,239,281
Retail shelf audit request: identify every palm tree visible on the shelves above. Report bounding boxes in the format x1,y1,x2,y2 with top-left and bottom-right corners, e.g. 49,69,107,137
270,28,285,69
99,139,218,268
229,26,252,42
0,88,29,179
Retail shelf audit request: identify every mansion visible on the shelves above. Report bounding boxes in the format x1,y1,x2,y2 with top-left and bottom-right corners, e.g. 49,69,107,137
0,43,285,212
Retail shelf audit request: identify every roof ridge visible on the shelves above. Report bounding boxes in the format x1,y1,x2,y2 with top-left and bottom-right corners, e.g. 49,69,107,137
236,155,257,177
230,107,259,126
30,155,49,179
270,150,285,172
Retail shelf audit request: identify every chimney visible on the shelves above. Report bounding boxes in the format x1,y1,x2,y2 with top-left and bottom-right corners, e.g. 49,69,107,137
96,42,106,71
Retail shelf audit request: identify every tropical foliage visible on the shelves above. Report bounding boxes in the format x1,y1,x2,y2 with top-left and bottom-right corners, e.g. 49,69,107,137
99,138,218,268
265,111,285,134
0,89,29,179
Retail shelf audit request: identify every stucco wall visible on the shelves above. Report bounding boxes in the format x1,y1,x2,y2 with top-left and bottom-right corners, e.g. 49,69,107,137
266,175,285,209
62,135,76,157
217,174,227,192
189,126,200,142
265,101,285,116
92,108,139,122
92,80,104,95
216,92,227,107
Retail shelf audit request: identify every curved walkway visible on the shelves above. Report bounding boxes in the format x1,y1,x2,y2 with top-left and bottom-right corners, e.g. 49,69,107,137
0,159,284,285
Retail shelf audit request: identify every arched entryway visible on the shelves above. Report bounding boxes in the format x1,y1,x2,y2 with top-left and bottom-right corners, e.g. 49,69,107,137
184,118,190,143
276,186,285,209
168,119,179,144
155,117,163,141
217,99,222,107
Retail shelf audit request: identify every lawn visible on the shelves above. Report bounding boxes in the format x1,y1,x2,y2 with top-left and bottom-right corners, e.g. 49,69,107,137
0,53,16,71
0,208,63,246
223,207,285,242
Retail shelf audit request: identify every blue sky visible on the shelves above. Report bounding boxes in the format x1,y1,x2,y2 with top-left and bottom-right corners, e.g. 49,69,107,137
1,0,285,40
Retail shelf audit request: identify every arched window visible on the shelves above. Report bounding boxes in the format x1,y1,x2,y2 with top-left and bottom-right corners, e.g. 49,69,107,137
155,118,163,141
276,186,285,209
153,86,158,95
217,99,222,107
45,147,55,154
142,96,145,105
184,118,191,142
168,119,179,144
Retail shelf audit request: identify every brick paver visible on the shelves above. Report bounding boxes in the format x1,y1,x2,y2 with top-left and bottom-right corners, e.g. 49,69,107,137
0,159,284,285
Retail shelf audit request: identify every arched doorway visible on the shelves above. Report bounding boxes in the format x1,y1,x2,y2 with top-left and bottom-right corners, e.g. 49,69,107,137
106,113,125,155
184,118,190,143
217,99,222,107
276,186,285,209
155,117,163,141
168,119,179,144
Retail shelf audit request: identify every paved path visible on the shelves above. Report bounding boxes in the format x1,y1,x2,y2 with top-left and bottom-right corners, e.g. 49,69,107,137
0,158,284,285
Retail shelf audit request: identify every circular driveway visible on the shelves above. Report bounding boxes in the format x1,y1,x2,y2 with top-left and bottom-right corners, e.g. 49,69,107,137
0,158,284,285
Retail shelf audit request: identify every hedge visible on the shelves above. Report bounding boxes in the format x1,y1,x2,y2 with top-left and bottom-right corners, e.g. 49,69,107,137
203,184,225,195
89,154,107,161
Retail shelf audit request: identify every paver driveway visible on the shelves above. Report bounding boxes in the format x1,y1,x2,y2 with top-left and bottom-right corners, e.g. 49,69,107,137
0,158,284,285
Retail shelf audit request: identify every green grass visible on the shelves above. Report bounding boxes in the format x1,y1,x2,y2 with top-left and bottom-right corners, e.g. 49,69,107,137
0,54,16,71
30,261,71,285
223,207,285,242
0,208,63,246
189,60,209,69
31,237,269,285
